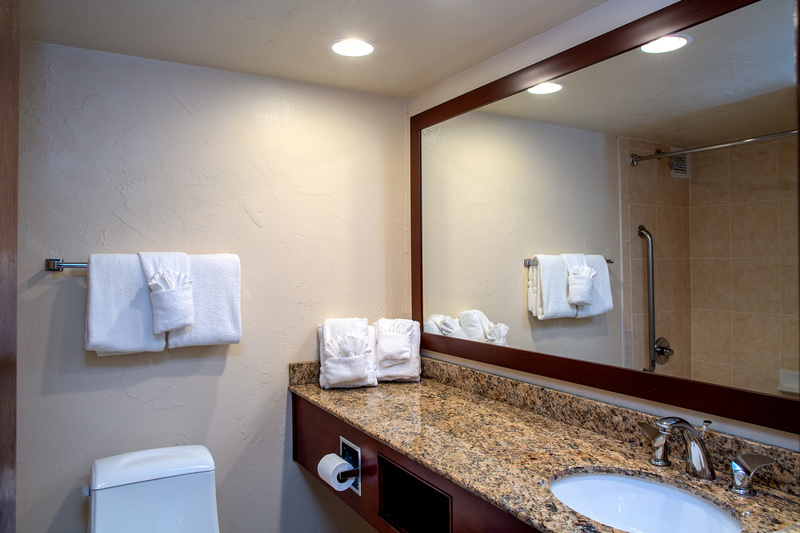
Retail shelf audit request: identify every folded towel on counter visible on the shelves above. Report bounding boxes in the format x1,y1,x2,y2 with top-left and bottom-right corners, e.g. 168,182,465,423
138,252,195,335
318,318,377,389
561,254,596,306
528,254,577,320
374,318,421,382
575,255,613,318
85,254,166,356
167,254,242,348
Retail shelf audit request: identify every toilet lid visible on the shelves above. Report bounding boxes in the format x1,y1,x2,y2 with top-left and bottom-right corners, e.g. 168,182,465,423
91,445,215,490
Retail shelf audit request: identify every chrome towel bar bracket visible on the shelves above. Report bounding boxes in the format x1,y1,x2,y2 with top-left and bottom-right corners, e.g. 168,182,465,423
45,259,88,272
523,257,613,267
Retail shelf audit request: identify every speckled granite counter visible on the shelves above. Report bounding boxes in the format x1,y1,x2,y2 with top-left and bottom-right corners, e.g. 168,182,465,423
290,359,800,533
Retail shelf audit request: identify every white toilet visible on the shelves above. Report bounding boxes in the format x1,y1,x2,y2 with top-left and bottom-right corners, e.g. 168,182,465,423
88,445,220,533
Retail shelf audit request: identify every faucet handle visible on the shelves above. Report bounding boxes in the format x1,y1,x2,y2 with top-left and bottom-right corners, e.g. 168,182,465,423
700,420,712,439
638,421,671,467
728,453,775,496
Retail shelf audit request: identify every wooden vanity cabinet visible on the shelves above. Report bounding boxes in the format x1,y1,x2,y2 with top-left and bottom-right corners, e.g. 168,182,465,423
291,393,541,533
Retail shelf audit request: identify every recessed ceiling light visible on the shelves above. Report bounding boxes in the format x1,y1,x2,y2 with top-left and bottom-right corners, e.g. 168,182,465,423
331,38,375,57
640,34,691,54
527,82,563,95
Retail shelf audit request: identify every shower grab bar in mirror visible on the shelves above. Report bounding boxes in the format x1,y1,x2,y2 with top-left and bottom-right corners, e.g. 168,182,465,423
630,130,797,166
523,257,613,267
638,226,657,372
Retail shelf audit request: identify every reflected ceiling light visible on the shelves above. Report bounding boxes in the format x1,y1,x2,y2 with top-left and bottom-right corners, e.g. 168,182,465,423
527,82,563,95
331,38,375,57
640,34,691,54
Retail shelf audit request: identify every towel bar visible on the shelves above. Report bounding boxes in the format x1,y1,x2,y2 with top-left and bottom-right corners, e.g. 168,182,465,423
45,259,88,272
523,257,613,267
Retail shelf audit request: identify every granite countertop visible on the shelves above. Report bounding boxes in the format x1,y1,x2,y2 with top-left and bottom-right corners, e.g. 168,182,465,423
290,378,800,533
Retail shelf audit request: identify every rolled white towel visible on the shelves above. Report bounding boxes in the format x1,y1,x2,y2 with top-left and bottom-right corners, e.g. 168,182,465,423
576,255,614,318
458,309,491,342
423,314,445,335
439,315,470,339
487,322,509,346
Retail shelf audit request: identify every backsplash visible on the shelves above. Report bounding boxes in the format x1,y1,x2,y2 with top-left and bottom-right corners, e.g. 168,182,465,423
289,357,800,496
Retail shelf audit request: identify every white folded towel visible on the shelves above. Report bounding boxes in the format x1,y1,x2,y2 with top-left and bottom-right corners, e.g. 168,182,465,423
423,314,445,335
486,322,509,346
575,255,614,318
437,315,469,339
322,335,371,388
529,255,577,320
318,318,377,389
166,254,242,348
139,252,195,335
85,254,166,356
373,319,421,382
458,309,490,341
561,254,596,306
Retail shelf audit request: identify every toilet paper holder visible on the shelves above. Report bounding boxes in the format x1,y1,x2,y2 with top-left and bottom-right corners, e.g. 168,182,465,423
340,436,362,495
336,467,360,482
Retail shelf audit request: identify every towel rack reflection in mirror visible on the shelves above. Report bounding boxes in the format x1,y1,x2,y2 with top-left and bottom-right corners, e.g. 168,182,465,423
523,257,613,267
45,259,88,272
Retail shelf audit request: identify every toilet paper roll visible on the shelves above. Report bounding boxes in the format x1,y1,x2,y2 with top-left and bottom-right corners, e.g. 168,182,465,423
317,453,355,492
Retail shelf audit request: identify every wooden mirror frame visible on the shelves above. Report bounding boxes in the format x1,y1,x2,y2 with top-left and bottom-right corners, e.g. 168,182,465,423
410,0,799,434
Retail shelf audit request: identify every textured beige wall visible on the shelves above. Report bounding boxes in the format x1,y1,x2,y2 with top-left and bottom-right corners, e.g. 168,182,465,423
17,42,406,532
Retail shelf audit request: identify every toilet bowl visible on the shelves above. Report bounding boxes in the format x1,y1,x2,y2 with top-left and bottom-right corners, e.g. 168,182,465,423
88,445,220,533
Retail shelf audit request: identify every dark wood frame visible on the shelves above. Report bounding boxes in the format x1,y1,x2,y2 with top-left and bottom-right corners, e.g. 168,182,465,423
1,0,18,531
410,0,800,435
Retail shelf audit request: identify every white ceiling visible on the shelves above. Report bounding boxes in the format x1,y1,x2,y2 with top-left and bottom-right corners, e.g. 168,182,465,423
20,0,608,98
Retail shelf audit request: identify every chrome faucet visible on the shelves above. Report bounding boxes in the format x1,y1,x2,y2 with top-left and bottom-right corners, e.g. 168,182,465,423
728,453,775,496
655,417,716,480
638,421,671,467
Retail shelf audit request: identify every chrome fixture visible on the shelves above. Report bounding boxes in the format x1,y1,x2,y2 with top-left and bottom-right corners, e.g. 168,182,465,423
728,453,775,496
655,417,715,480
637,421,670,467
630,130,798,166
638,226,674,372
45,259,88,272
523,257,613,267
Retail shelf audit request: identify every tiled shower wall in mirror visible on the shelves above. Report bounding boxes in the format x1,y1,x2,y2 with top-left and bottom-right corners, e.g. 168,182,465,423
619,135,799,397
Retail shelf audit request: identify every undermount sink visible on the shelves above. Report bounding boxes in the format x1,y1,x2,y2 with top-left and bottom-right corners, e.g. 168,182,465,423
550,472,742,533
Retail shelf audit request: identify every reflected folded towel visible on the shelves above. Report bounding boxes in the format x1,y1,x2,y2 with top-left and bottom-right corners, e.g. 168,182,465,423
458,309,490,341
166,254,241,348
318,318,377,389
562,254,596,306
487,322,509,346
138,252,195,335
529,255,577,320
85,254,166,356
439,315,470,339
423,314,445,335
374,319,421,382
575,255,613,318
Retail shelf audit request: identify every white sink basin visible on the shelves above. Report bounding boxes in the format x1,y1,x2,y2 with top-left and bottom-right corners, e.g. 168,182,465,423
550,472,742,533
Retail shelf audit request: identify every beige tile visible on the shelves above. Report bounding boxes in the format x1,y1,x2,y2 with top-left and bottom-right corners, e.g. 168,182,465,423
691,309,731,364
657,259,689,311
731,258,780,313
732,366,780,395
655,309,689,362
690,150,730,207
779,198,798,258
632,313,647,370
729,141,778,204
730,201,779,258
629,204,657,249
781,257,799,315
657,157,690,207
691,258,732,311
692,360,732,387
731,313,780,370
777,137,798,198
781,315,799,372
690,205,731,258
630,259,647,315
656,206,689,259
630,159,658,205
623,329,634,369
619,152,632,198
623,284,632,331
621,238,632,287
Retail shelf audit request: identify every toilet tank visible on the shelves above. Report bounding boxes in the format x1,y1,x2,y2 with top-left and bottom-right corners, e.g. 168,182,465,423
89,445,220,533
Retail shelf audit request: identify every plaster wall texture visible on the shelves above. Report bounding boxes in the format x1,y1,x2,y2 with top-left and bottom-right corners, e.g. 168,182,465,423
17,41,405,532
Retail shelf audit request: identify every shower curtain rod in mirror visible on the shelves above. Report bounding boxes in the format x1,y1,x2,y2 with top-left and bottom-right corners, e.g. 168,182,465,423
630,129,797,166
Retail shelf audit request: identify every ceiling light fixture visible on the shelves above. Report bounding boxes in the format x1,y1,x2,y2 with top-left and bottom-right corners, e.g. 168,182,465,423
527,82,563,95
640,34,691,54
331,38,375,57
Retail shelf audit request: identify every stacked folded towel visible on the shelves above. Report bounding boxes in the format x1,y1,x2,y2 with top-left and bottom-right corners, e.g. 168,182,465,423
528,253,613,319
423,310,509,346
374,318,421,382
85,252,242,355
318,318,377,389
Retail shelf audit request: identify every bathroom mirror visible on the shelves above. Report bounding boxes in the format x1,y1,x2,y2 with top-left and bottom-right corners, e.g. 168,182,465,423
411,0,799,433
